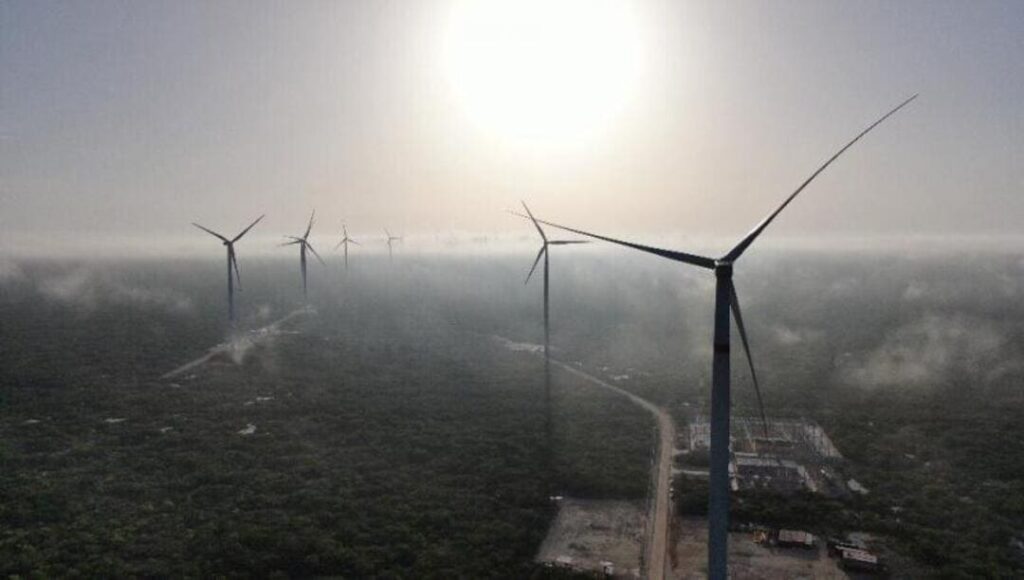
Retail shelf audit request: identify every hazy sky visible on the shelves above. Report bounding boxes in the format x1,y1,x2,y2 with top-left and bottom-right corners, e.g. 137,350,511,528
1,0,1021,255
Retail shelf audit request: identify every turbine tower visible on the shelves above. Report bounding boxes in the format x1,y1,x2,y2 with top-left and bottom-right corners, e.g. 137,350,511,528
384,229,402,261
523,96,917,580
282,210,325,301
192,215,264,322
334,225,360,270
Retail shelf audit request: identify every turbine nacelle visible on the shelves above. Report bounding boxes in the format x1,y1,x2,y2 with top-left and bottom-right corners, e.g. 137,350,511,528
335,226,360,251
516,201,589,284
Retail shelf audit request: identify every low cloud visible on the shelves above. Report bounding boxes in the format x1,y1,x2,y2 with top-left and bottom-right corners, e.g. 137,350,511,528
226,334,258,365
772,324,823,346
37,268,192,313
839,314,1006,388
0,258,26,282
902,281,927,301
826,277,861,298
255,304,274,321
38,269,94,304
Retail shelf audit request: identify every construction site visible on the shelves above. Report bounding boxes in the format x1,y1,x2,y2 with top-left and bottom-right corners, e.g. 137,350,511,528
535,498,645,578
685,416,852,497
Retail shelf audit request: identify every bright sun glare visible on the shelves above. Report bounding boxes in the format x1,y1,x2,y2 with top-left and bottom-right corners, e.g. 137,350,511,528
441,0,645,145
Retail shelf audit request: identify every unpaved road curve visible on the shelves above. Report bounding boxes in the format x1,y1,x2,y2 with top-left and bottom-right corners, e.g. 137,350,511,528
491,337,675,580
550,360,675,580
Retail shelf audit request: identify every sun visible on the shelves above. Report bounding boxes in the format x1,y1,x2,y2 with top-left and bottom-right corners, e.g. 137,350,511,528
440,0,646,146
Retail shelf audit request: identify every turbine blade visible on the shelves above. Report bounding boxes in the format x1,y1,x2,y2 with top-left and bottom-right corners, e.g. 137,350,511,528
548,240,590,245
307,242,326,266
729,284,769,438
350,239,360,246
510,212,715,269
520,201,547,242
192,223,229,243
525,245,546,284
232,214,265,242
724,94,918,262
304,210,315,239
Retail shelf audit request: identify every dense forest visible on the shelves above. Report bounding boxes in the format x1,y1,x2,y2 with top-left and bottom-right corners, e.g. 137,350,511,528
0,259,650,578
671,390,1024,578
2,251,1023,576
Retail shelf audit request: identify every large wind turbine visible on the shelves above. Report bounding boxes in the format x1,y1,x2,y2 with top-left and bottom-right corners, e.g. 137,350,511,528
334,225,360,270
192,215,264,322
524,96,917,580
281,210,325,301
384,229,402,261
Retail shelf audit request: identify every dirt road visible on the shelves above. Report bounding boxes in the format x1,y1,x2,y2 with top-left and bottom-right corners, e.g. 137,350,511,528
490,335,675,580
160,308,309,379
550,360,675,580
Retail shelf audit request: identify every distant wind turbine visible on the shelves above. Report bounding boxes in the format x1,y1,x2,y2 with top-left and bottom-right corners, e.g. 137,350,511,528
281,210,325,301
515,202,588,497
192,215,264,322
524,95,917,580
384,229,402,261
334,225,360,270
515,201,588,365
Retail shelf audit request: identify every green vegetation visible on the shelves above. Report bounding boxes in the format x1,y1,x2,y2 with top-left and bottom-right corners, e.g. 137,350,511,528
672,388,1024,578
0,261,652,578
5,253,1024,577
824,388,1024,578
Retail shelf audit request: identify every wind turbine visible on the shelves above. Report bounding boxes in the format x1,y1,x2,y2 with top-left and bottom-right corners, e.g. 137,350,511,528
516,202,588,497
334,225,360,270
517,201,588,364
384,229,402,261
522,95,917,580
192,215,264,322
281,210,325,301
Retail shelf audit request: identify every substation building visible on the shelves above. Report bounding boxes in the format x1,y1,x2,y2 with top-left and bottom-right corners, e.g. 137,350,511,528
687,415,845,495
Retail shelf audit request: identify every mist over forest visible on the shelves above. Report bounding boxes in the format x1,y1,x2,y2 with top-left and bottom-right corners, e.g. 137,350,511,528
11,246,1019,394
4,0,1023,575
2,248,1023,576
